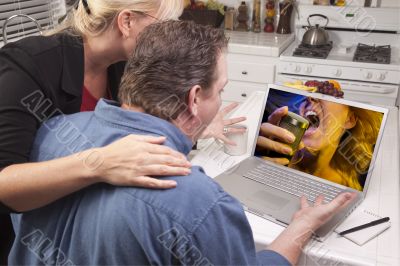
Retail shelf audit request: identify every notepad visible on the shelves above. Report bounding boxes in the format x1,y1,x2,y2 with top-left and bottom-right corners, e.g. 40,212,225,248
335,209,391,246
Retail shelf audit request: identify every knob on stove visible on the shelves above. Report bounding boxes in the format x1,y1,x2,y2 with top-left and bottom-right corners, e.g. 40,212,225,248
292,65,301,73
305,66,313,74
377,73,386,81
364,72,373,79
332,68,342,77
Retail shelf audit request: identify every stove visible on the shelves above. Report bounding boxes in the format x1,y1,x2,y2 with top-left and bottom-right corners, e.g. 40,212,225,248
293,42,333,59
353,43,391,64
277,4,400,107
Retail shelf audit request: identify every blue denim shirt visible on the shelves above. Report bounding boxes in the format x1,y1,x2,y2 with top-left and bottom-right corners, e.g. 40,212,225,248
10,99,290,266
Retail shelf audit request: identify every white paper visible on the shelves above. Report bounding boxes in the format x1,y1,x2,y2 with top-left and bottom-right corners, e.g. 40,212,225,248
335,209,391,246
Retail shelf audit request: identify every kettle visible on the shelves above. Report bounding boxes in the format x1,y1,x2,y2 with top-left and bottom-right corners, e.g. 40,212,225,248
302,14,330,46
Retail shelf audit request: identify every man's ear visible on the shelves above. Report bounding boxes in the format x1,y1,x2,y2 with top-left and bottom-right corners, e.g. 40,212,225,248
344,111,357,129
187,85,202,116
117,10,134,38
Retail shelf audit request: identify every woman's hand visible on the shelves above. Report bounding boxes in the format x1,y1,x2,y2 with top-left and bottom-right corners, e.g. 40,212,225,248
200,102,246,145
256,106,298,165
93,134,192,189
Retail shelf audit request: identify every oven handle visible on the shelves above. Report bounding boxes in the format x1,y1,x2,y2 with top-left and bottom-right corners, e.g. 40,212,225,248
276,75,397,94
343,86,396,94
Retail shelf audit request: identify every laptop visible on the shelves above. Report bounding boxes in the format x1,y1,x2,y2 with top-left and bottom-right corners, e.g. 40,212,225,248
215,84,388,240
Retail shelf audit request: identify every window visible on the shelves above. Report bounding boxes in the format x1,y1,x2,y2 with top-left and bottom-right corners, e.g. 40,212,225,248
0,0,66,46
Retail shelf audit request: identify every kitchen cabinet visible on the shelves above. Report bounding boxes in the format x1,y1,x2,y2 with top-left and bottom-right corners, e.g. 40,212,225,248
222,31,294,105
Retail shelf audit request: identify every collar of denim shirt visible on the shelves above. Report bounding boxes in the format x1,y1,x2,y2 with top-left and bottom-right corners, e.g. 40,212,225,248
94,99,194,155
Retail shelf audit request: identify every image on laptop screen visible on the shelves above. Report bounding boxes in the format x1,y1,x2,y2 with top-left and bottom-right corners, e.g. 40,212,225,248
255,88,384,192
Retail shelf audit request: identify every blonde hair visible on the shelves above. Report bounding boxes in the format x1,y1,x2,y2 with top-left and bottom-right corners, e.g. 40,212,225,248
290,107,383,191
47,0,183,36
331,107,383,191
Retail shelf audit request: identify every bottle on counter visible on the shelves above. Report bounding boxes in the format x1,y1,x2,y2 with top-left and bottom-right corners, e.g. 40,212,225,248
276,0,294,34
336,0,345,6
252,0,261,33
224,7,235,31
236,1,249,31
317,0,331,4
264,0,275,33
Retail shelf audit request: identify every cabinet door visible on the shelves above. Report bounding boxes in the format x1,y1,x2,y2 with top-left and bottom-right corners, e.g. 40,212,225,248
222,80,267,103
227,54,278,84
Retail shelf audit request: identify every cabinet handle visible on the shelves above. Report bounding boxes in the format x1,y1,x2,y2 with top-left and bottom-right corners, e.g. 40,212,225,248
241,93,247,97
241,71,248,75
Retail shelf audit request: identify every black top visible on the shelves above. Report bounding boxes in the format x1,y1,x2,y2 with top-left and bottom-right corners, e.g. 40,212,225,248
0,33,125,212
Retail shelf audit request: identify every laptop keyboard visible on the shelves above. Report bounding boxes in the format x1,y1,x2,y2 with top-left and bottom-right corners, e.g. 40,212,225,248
243,163,344,203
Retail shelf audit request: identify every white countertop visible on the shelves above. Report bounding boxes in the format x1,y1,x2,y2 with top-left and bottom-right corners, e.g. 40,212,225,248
191,89,400,266
226,31,295,57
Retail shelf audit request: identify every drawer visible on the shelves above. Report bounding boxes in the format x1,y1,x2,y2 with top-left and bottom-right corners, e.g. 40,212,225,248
227,54,277,84
222,81,267,103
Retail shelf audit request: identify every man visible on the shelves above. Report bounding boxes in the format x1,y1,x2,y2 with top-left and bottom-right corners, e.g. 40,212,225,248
10,21,355,265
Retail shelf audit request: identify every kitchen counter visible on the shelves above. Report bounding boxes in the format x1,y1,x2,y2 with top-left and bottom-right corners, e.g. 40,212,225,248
226,31,295,57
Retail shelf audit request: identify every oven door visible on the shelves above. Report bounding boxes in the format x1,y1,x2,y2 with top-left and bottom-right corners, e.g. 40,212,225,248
276,74,399,107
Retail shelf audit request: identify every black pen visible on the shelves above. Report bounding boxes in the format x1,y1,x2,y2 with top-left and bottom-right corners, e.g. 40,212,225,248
339,217,390,236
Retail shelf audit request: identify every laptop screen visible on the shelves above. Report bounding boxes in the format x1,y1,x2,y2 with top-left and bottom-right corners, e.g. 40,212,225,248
255,88,385,192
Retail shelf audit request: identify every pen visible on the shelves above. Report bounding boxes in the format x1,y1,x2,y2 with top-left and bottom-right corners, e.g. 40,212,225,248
339,217,390,236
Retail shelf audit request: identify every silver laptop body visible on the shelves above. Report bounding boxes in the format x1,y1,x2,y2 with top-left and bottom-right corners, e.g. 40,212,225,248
215,84,389,240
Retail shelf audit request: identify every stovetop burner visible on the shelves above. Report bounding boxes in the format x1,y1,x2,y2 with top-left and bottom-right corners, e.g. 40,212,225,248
353,43,391,64
292,42,333,59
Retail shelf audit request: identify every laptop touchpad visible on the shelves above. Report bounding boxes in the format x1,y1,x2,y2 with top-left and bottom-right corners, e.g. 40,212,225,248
247,190,289,210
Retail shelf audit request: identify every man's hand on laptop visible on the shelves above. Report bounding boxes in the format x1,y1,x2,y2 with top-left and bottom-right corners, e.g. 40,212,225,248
292,192,357,234
257,106,303,165
268,192,357,265
88,134,192,189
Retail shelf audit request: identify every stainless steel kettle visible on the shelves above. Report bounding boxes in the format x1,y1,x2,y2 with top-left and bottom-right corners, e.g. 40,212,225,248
302,14,330,46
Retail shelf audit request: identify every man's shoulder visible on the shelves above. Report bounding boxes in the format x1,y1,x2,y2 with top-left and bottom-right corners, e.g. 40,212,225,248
31,111,104,161
117,166,239,233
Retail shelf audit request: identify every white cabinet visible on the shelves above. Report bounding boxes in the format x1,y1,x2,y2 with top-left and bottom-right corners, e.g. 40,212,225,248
221,32,294,105
223,80,267,103
223,53,279,104
227,53,277,84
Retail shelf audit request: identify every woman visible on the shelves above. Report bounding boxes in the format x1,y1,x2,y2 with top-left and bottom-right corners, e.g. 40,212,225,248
0,0,245,254
257,95,382,191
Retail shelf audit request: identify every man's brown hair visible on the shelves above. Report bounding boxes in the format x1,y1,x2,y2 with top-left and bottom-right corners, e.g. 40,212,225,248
118,20,228,120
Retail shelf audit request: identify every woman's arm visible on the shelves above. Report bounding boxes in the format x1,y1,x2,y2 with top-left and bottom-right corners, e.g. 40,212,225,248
0,48,191,213
0,134,191,213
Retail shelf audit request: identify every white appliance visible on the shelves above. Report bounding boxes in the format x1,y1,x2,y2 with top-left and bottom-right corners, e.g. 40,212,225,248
276,5,400,107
